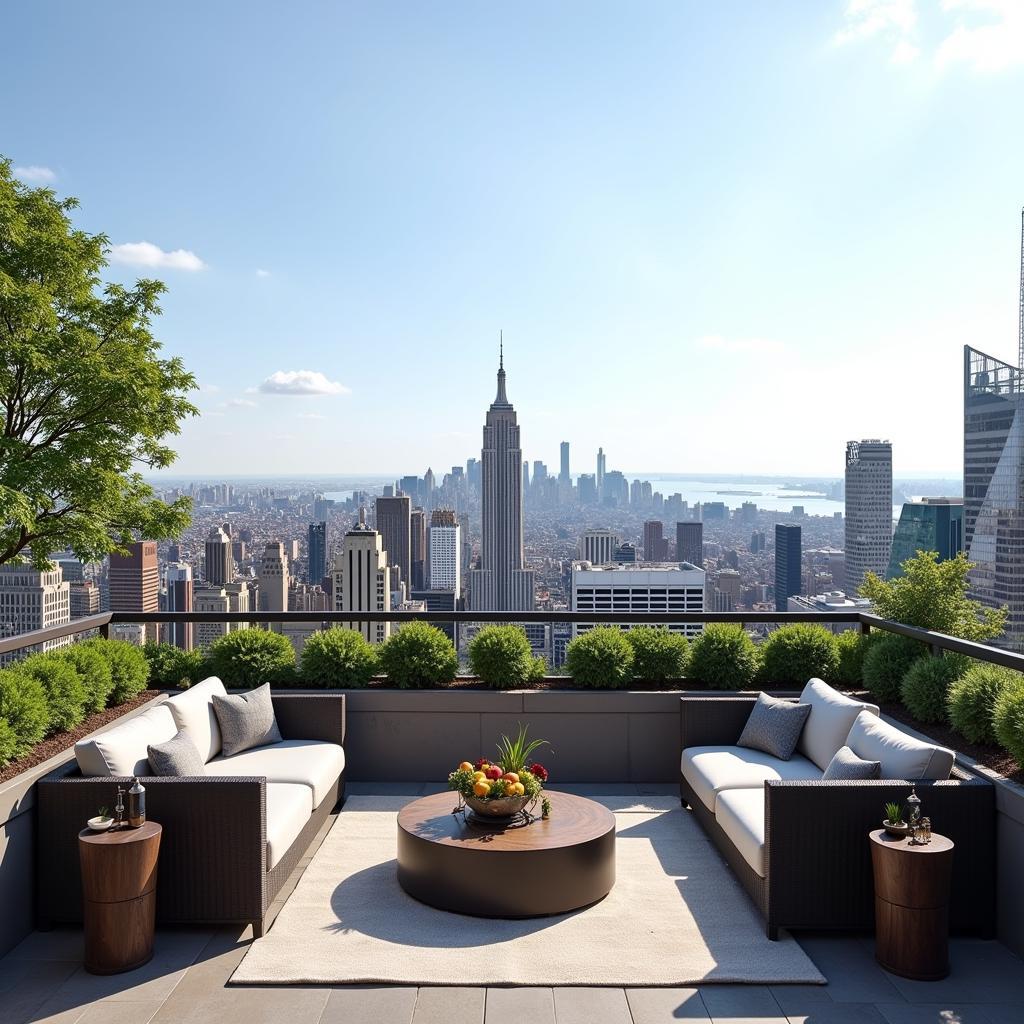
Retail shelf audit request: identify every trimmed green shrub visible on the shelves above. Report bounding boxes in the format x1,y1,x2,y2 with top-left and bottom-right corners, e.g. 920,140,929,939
377,622,458,689
687,624,760,690
55,644,113,712
0,667,50,757
861,633,926,703
993,678,1024,767
206,629,295,690
948,664,1020,745
93,639,151,704
900,653,969,725
625,627,688,683
0,718,18,767
759,624,839,687
143,643,208,690
301,628,379,688
20,653,87,732
834,630,869,686
565,627,634,689
468,626,545,689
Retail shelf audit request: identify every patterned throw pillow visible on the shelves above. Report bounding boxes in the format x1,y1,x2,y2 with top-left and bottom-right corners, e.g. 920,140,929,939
822,744,881,781
212,683,283,757
737,692,812,761
147,731,207,777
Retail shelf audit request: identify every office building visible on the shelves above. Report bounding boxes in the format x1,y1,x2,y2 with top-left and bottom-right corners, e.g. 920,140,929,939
786,591,871,631
596,447,606,498
775,524,802,613
577,473,598,505
69,579,100,619
108,541,159,643
570,562,705,638
307,521,328,586
643,520,669,561
429,509,461,593
410,507,426,590
467,349,535,611
164,562,193,651
887,498,963,579
411,588,458,640
716,568,742,610
194,582,250,652
559,442,570,483
676,521,703,565
258,542,289,627
0,564,70,665
376,494,411,594
844,439,893,594
204,526,232,586
614,542,637,563
332,511,392,643
580,529,620,565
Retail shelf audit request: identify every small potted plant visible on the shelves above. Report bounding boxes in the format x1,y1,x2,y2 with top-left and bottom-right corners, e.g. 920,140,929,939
883,801,908,837
87,806,114,832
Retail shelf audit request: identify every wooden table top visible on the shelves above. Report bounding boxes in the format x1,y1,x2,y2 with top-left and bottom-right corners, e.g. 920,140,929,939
869,829,953,856
397,791,615,852
79,822,161,847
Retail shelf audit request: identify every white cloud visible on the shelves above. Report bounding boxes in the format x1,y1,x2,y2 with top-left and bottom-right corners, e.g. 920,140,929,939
255,268,271,278
259,370,351,396
14,165,56,183
835,0,918,45
891,39,922,62
297,412,326,420
935,0,1024,72
226,398,258,408
109,241,206,272
696,334,789,355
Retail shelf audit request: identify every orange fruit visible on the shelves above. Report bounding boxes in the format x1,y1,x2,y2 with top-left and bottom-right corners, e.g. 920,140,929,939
512,782,526,796
472,770,487,782
458,761,474,772
473,780,491,797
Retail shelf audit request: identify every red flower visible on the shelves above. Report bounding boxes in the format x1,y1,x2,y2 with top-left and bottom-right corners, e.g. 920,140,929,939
529,762,549,782
473,758,489,771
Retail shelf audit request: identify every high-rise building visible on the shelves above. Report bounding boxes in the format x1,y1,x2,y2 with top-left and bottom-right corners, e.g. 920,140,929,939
596,447,606,498
307,521,328,586
577,473,598,505
410,507,426,590
676,521,703,566
602,470,629,507
580,529,620,565
69,579,100,619
165,562,194,650
964,346,1024,648
258,541,289,627
614,541,637,563
194,582,250,652
376,494,411,594
775,524,802,613
428,509,461,593
467,349,535,611
887,498,963,579
204,526,232,586
0,564,70,664
108,541,159,643
332,511,392,643
559,441,570,483
844,439,893,594
643,520,669,561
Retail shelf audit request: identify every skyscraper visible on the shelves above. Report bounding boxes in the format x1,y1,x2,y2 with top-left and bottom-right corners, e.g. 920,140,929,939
205,526,232,586
108,541,159,643
307,521,328,586
164,562,193,651
429,509,461,592
559,441,570,483
410,507,426,590
0,564,70,665
375,494,411,594
332,511,392,643
844,439,893,594
468,348,535,611
775,524,802,612
964,346,1024,648
643,520,668,561
676,521,703,565
596,447,606,498
258,541,289,627
887,498,963,579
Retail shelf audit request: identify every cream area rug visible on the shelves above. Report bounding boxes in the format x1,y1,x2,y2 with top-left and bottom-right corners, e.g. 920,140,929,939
230,795,825,986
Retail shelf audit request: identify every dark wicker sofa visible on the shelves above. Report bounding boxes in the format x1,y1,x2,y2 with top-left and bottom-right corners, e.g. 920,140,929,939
36,692,346,938
679,694,996,940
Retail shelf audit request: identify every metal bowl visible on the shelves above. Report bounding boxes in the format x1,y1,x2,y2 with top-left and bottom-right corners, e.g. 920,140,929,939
464,794,530,818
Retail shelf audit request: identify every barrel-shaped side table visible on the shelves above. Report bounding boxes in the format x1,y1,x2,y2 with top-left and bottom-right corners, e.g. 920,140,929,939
869,829,954,981
78,822,162,975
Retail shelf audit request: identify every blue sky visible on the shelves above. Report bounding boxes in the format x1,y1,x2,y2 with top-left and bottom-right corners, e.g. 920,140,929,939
5,1,1024,479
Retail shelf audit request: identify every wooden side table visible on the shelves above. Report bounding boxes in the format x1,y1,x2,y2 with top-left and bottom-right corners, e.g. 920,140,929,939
869,828,954,981
78,822,162,974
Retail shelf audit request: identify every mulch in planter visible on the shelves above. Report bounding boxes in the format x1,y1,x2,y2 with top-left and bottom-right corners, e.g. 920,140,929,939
0,690,163,786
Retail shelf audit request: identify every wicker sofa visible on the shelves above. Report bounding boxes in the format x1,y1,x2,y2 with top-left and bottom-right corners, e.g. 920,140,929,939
36,680,346,938
679,682,995,940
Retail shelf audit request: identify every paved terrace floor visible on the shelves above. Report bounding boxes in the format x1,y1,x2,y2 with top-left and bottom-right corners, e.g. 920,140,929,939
3,784,1022,1024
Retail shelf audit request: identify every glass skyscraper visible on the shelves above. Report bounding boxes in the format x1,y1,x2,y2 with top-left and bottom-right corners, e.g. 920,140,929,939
886,499,963,579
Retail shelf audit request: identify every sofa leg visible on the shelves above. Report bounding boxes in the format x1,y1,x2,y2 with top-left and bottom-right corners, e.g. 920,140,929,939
251,919,265,939
766,923,779,941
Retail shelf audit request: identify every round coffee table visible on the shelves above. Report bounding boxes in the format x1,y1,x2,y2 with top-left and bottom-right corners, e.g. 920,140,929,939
396,790,615,918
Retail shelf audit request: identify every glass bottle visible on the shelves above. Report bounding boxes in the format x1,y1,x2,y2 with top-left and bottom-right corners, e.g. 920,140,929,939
919,816,932,844
127,777,146,828
114,785,125,828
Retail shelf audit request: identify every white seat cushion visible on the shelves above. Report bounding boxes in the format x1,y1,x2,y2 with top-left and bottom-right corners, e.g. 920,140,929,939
715,788,766,878
681,745,822,813
163,676,227,763
797,678,880,771
266,782,313,871
846,710,955,780
75,704,178,777
208,739,344,807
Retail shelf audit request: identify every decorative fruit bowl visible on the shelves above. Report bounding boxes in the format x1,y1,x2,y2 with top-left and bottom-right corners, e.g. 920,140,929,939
448,724,551,824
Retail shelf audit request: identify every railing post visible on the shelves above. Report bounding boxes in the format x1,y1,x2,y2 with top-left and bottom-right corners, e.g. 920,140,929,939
99,622,110,640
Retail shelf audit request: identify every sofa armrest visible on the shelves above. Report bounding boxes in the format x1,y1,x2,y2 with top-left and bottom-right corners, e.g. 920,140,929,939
680,695,757,749
764,776,995,935
272,693,346,745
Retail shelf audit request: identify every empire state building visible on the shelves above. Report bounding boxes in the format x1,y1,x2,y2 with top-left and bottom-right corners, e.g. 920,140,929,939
468,348,536,611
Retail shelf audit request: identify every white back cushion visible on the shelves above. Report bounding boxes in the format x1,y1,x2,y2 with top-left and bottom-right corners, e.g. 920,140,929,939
75,704,178,777
797,678,880,771
847,710,955,780
164,676,227,762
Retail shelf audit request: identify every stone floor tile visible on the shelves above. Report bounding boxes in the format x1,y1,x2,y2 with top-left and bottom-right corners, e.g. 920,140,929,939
699,984,785,1020
552,783,640,795
346,781,425,795
552,986,632,1024
320,986,417,1024
34,963,188,1013
152,983,330,1024
976,1007,1024,1024
769,985,834,1013
5,928,85,962
626,986,711,1021
876,1004,998,1024
797,937,905,1004
0,959,79,995
635,783,682,795
484,987,555,1024
75,1000,165,1024
1,972,80,1024
784,1004,888,1023
412,986,485,1024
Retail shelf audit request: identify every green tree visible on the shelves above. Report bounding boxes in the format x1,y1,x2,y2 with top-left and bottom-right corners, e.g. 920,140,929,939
859,551,1006,642
0,158,196,568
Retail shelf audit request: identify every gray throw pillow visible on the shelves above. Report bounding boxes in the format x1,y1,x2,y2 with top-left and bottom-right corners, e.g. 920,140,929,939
148,731,206,777
212,683,282,757
822,744,881,781
737,692,812,761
